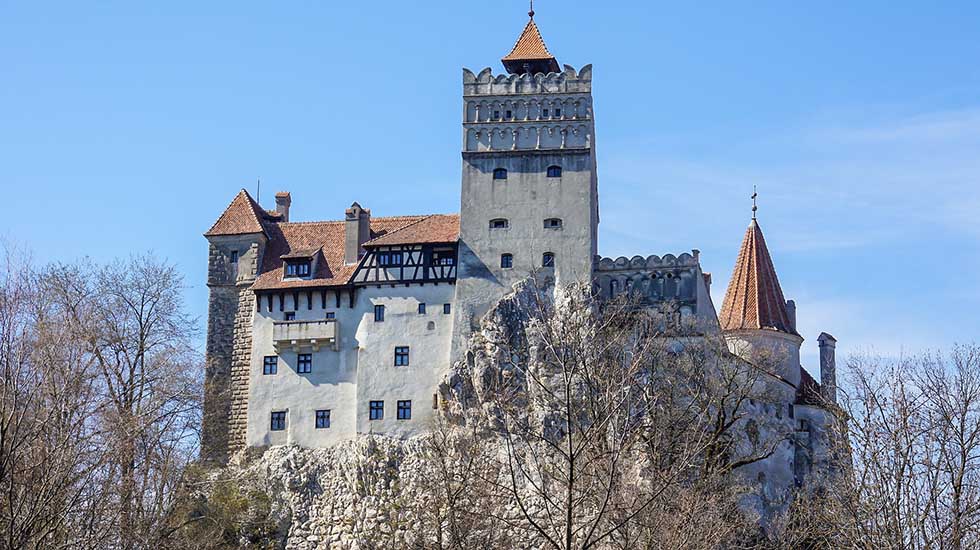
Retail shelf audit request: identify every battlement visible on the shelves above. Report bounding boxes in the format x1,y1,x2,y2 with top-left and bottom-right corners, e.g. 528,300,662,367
594,251,701,272
463,64,592,96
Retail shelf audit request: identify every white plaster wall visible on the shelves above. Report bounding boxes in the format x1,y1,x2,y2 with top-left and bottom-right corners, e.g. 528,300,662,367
246,284,455,448
725,330,804,387
354,284,456,438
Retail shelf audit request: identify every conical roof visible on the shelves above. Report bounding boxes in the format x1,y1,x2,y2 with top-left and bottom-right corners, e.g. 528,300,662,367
719,219,799,335
502,14,560,75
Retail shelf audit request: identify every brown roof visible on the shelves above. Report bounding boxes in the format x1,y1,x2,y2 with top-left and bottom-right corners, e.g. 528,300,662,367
501,16,561,74
363,214,460,247
796,368,824,406
252,215,430,290
719,219,799,335
205,189,279,237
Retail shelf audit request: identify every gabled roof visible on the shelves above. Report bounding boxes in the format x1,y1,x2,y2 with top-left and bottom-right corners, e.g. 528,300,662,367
719,219,799,336
501,15,561,75
363,214,460,247
251,215,430,290
205,189,280,237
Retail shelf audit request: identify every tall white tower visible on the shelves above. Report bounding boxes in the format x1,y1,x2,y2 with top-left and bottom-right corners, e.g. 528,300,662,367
451,9,599,357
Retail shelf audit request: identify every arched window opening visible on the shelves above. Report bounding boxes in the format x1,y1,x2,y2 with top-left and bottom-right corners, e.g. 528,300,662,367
500,254,513,269
489,218,509,229
547,165,562,178
542,252,555,268
493,168,508,180
543,218,563,229
610,279,620,296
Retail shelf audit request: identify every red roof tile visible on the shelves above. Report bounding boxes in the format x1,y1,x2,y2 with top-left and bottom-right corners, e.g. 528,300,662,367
719,219,799,335
501,16,560,74
363,214,459,247
205,189,275,237
251,215,432,291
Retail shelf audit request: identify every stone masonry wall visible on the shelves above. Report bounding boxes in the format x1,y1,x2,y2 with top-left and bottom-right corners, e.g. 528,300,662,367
228,285,255,454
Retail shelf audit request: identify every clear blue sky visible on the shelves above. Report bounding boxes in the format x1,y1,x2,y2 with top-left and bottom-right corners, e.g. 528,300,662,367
3,1,979,370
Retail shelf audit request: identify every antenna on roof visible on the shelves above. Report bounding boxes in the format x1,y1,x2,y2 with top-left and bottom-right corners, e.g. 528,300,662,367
751,185,758,220
256,178,261,206
529,0,534,18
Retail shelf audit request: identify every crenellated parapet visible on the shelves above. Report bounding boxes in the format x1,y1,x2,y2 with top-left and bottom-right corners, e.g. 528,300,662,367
463,64,592,96
593,251,710,326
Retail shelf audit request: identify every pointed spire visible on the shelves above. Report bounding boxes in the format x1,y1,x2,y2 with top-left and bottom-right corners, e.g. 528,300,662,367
719,216,799,335
501,6,560,75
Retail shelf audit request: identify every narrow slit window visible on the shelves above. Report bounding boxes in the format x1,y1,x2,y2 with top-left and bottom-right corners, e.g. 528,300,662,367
418,303,426,315
374,304,385,322
230,250,239,263
443,303,451,315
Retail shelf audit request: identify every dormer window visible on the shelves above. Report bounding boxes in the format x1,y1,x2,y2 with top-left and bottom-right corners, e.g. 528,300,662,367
285,260,311,278
489,218,509,229
493,168,508,180
546,166,562,178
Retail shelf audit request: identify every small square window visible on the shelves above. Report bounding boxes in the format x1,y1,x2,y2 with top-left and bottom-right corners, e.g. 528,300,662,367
542,252,555,268
418,303,426,315
443,303,451,315
374,304,385,322
284,311,296,321
369,400,384,420
501,254,513,269
325,312,336,319
397,400,412,420
297,353,312,374
270,411,286,431
230,250,239,263
315,409,331,429
394,346,410,366
263,356,278,375
493,168,508,180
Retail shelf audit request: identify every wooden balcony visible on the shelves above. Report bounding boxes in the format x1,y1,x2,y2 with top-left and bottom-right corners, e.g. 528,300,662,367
273,319,338,352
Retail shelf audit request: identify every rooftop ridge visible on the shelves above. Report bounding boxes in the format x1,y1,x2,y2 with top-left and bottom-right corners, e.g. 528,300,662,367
205,188,269,237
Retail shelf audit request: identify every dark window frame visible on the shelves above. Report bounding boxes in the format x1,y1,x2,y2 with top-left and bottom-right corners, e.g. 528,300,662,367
285,260,311,278
270,411,286,431
394,346,410,367
369,400,384,420
443,303,452,315
315,409,331,429
284,311,296,321
418,303,426,315
397,400,412,420
542,252,555,268
492,168,508,180
230,250,239,263
297,353,312,374
500,253,513,269
544,217,563,229
263,356,278,375
489,218,509,229
374,304,385,322
546,166,562,178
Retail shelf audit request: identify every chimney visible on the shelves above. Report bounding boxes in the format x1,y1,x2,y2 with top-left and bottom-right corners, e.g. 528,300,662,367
345,202,371,264
785,300,797,333
818,332,838,404
275,192,291,222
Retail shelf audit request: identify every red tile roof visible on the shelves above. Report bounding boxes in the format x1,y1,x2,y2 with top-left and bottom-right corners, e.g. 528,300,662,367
719,219,799,335
503,18,556,61
363,214,460,247
205,189,280,236
252,216,428,290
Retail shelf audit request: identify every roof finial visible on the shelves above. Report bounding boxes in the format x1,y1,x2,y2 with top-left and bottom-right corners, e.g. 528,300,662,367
751,185,758,220
529,0,534,18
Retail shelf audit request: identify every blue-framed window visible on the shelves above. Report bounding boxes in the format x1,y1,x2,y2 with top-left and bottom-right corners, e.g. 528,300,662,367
542,252,555,268
547,165,562,178
501,254,513,269
492,168,508,180
418,303,426,314
374,304,385,322
443,303,451,315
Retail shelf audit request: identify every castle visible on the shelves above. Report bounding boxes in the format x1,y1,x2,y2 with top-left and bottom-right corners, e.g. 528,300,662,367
202,9,838,507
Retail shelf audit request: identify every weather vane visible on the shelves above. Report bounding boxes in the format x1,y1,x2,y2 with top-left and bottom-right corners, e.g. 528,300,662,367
529,0,534,18
751,185,758,220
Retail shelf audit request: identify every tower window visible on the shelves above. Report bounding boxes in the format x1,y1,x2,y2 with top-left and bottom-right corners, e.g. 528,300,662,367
297,353,312,374
397,400,412,420
315,409,331,429
443,303,451,315
489,218,509,229
369,401,384,420
230,250,239,263
610,279,620,296
501,254,513,269
270,411,286,431
263,356,278,376
547,166,562,178
325,311,336,319
542,109,549,117
544,218,563,229
554,108,561,117
374,304,385,322
418,303,426,314
284,311,296,321
493,110,500,120
505,110,512,119
542,252,555,268
493,168,508,180
394,346,410,366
